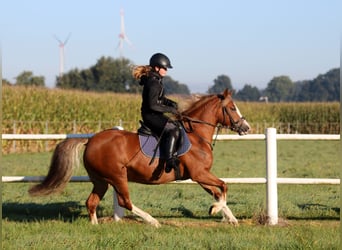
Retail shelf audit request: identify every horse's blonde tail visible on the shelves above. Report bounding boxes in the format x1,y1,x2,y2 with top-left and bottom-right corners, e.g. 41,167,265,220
28,138,88,196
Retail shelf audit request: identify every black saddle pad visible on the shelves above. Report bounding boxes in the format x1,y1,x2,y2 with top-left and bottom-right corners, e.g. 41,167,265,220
138,127,191,158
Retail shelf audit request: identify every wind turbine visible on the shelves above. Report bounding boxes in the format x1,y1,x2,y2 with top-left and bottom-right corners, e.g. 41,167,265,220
117,8,133,57
54,33,71,78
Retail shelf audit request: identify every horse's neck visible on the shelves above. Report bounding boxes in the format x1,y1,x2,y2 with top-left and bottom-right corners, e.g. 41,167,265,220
184,96,221,142
197,124,216,144
188,112,218,143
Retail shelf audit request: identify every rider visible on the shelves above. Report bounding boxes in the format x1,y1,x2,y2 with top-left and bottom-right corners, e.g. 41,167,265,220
132,53,180,173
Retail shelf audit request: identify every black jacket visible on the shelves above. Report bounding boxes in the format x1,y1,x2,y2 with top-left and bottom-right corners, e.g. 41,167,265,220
140,72,178,135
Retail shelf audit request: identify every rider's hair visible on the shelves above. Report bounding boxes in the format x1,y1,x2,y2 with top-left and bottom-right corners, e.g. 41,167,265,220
132,65,152,80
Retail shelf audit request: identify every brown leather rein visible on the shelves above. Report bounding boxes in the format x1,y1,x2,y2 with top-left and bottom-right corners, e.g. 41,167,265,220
178,106,246,149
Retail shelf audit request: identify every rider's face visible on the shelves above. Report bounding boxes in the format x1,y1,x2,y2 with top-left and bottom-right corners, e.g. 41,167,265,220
155,66,167,77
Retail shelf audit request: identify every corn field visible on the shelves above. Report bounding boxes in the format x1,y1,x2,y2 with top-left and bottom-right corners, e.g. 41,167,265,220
2,85,340,153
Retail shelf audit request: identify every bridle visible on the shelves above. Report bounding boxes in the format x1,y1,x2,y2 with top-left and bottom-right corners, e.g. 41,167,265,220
221,106,247,135
181,102,246,132
179,101,246,148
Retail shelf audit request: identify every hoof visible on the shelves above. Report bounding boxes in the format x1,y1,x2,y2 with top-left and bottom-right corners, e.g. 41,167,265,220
231,219,239,225
90,219,98,225
209,204,220,215
150,220,161,228
222,217,239,225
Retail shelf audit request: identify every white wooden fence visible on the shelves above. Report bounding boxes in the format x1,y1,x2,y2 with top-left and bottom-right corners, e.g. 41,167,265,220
2,128,340,225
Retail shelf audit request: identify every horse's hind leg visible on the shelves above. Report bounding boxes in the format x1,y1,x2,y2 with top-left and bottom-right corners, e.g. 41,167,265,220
113,181,161,228
86,179,108,224
131,204,161,228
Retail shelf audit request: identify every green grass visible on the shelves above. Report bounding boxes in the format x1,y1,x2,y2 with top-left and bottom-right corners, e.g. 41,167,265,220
2,218,339,249
2,140,340,249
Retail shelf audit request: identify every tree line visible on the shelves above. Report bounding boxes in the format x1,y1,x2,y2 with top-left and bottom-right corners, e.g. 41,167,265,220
3,56,339,102
209,69,339,102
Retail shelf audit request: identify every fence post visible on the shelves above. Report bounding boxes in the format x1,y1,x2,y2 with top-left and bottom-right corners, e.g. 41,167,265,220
45,121,49,151
112,125,125,221
113,190,125,221
266,128,278,225
12,120,17,153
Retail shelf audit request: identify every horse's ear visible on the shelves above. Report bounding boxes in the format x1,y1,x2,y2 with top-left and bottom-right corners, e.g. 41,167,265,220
223,89,232,98
191,94,201,102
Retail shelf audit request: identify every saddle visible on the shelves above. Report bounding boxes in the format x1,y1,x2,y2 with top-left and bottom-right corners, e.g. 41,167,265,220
137,120,191,159
137,120,158,138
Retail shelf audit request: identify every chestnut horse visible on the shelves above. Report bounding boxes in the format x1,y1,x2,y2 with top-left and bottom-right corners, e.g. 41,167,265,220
29,89,250,227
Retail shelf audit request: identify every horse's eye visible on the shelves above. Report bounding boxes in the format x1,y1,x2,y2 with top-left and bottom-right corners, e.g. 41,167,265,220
230,106,236,111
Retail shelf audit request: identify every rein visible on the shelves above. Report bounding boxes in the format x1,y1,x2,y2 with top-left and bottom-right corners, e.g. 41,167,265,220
180,115,216,132
179,104,246,149
179,108,225,150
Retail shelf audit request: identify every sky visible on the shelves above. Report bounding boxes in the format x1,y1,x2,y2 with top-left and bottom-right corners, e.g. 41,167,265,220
1,0,341,93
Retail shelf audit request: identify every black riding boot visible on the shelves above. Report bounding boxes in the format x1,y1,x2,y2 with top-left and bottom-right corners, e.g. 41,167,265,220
163,131,180,173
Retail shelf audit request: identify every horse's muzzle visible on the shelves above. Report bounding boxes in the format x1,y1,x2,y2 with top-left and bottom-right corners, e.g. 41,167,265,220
233,118,251,135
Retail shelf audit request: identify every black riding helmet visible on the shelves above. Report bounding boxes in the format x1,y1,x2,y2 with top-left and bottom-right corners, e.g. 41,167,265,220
149,53,173,69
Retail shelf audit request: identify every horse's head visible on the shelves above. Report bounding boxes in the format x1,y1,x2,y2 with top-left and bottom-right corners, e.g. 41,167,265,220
218,89,251,135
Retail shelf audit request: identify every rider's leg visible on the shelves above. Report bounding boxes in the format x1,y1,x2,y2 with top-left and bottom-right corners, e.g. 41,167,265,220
162,122,180,173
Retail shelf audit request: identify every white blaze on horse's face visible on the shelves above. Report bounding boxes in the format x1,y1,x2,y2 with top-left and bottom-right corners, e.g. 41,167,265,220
234,103,251,133
234,103,243,117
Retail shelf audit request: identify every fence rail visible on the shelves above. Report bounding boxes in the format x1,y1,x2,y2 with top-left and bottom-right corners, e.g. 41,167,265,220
2,133,339,141
2,129,340,225
2,176,339,185
2,120,340,135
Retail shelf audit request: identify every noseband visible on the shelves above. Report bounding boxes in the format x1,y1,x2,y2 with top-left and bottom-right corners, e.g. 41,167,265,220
222,106,246,134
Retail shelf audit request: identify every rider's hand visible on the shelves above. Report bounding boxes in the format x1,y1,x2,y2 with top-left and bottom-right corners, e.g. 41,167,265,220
171,108,182,118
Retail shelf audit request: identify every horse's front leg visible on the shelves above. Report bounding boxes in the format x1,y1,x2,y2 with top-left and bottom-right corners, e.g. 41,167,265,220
198,182,238,225
210,193,238,225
